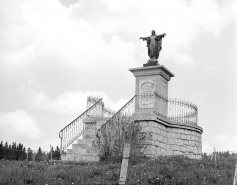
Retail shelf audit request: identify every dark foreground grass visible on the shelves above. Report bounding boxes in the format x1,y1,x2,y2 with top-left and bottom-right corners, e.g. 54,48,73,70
0,156,236,185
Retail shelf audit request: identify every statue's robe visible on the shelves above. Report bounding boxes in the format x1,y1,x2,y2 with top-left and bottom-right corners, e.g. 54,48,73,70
147,35,162,60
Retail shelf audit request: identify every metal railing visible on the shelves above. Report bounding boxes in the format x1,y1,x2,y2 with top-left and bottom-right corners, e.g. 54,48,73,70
167,98,198,124
59,92,198,153
87,95,115,118
97,93,198,137
138,92,198,125
59,95,117,153
97,95,136,135
96,96,136,156
59,98,104,152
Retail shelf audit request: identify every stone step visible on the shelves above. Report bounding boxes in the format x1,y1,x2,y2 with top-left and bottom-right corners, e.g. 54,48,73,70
77,139,92,145
72,142,97,155
61,153,100,162
66,149,72,154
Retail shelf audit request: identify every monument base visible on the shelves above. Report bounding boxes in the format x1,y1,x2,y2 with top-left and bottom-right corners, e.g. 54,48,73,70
136,116,203,159
143,61,158,67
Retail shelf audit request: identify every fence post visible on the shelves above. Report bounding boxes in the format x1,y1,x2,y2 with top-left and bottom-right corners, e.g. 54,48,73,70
214,148,216,162
26,149,29,163
119,142,131,185
33,152,35,162
50,145,52,160
234,162,237,185
210,148,216,162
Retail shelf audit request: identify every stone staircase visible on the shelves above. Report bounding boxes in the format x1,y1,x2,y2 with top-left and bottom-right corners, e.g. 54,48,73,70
61,118,106,162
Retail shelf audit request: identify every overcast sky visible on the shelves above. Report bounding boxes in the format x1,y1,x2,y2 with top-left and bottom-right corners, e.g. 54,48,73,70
0,0,236,153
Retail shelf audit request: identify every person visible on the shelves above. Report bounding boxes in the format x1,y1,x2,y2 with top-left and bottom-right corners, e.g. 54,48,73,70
140,30,166,63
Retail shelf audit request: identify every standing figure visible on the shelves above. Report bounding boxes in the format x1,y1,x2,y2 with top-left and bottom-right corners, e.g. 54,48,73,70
140,30,166,63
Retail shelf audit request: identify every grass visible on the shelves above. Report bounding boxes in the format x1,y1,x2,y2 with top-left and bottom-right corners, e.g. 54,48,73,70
0,155,236,185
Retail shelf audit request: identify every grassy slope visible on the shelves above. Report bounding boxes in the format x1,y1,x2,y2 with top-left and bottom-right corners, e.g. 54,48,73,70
0,156,236,185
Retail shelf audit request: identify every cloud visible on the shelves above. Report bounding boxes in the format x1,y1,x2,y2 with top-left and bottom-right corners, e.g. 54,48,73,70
0,0,232,71
0,0,236,153
0,110,41,141
30,90,128,115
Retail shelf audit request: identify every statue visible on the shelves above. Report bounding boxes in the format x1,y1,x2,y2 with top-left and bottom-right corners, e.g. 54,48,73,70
140,30,166,64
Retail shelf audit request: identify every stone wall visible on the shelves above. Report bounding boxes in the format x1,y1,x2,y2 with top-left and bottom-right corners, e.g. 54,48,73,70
137,116,203,159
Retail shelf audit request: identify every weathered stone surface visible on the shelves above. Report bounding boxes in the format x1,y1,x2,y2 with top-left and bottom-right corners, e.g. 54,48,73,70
67,149,72,153
173,151,182,155
139,121,148,127
171,145,179,151
170,133,176,139
191,135,195,141
164,138,167,143
148,122,158,128
183,140,188,145
142,127,150,133
161,148,166,155
154,140,160,146
168,138,175,144
181,134,186,139
151,145,157,154
176,133,180,138
186,135,191,140
175,139,183,146
152,134,158,141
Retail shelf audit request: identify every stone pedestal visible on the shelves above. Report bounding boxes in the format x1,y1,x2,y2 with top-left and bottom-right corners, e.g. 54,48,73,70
129,65,174,117
129,65,203,159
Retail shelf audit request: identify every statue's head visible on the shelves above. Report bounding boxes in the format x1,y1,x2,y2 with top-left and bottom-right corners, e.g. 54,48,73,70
151,30,155,35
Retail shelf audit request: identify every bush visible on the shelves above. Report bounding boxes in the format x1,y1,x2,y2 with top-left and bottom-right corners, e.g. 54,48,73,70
96,116,150,162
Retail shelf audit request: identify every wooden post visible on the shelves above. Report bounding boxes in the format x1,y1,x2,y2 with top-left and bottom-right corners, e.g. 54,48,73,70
210,153,214,161
119,143,131,185
26,149,29,163
233,162,237,185
214,148,216,162
33,152,35,162
210,148,216,161
50,145,52,160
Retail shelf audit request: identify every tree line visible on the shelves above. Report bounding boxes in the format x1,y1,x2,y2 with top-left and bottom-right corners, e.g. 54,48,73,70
0,141,60,161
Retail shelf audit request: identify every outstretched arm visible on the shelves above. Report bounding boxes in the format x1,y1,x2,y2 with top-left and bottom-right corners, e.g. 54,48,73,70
156,33,166,40
139,36,150,41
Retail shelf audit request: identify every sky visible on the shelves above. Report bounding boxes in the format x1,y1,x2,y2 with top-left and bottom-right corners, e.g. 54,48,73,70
0,0,236,153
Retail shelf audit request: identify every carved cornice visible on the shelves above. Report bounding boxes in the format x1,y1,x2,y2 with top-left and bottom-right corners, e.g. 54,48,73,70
129,65,174,81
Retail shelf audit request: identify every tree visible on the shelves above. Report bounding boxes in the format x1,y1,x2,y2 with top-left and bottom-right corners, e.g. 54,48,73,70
16,143,26,160
0,141,3,159
11,142,17,160
4,141,8,148
35,147,43,161
53,146,60,160
27,148,33,161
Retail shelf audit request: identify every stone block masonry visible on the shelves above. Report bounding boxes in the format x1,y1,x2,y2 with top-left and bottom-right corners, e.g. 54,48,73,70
136,115,203,159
